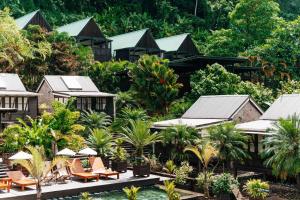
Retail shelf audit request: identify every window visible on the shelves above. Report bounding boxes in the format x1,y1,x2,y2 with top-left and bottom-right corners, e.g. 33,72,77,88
17,97,23,111
5,97,10,108
96,98,107,111
23,97,28,111
77,98,82,109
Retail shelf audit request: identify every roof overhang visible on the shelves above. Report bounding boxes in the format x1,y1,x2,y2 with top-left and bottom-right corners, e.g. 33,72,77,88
0,91,39,97
53,91,116,98
235,120,277,135
152,118,228,130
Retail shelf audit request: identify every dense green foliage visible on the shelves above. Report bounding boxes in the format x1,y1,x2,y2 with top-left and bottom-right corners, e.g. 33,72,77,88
190,64,274,110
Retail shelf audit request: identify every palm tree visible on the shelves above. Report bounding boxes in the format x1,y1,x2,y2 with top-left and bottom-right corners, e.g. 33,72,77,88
162,125,198,163
184,142,218,197
262,114,300,188
80,110,111,136
12,146,66,200
120,120,162,161
87,128,113,157
208,123,249,171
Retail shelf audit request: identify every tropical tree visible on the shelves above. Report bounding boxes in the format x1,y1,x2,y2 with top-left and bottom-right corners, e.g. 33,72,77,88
262,114,300,187
120,120,162,162
184,142,218,197
162,125,199,163
12,146,66,200
130,55,182,114
208,123,249,171
80,110,111,137
112,107,149,132
87,128,113,157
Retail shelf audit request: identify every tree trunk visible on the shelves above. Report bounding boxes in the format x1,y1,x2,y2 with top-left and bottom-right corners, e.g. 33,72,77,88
194,0,198,16
36,182,42,200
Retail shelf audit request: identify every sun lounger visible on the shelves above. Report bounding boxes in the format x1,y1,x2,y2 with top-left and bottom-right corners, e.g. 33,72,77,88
70,159,99,182
0,178,12,192
54,164,71,183
6,171,37,191
90,157,119,179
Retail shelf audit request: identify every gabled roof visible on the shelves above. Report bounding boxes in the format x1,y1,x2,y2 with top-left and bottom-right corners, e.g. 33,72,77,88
156,33,189,52
15,10,39,29
260,94,300,120
40,75,99,92
57,17,94,37
0,73,27,91
109,28,159,52
182,95,263,119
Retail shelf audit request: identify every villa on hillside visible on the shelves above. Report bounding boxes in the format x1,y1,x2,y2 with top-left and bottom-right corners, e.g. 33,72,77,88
36,75,116,117
153,95,263,131
57,17,112,61
109,28,162,61
15,10,52,31
0,73,38,129
236,94,300,171
156,33,199,60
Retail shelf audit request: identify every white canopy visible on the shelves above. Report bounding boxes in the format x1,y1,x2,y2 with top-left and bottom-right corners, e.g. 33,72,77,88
9,151,32,160
56,148,76,156
78,147,97,156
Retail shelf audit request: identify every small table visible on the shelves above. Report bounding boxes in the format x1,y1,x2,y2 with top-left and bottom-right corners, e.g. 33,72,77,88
0,178,12,192
93,170,119,180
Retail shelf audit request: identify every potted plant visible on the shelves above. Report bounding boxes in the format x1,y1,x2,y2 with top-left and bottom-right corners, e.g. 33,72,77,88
111,138,128,172
243,179,269,200
87,128,113,167
212,173,239,200
120,120,162,177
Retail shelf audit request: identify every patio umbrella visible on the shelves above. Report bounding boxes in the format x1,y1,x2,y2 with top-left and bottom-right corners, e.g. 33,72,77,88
56,148,76,156
9,151,32,160
78,147,97,156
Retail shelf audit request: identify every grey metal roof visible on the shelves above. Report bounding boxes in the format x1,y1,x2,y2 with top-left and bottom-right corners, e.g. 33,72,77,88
108,28,148,52
56,17,92,37
15,10,39,29
0,73,27,91
43,75,99,92
155,33,189,52
182,95,252,119
260,94,300,120
235,120,276,135
55,91,115,97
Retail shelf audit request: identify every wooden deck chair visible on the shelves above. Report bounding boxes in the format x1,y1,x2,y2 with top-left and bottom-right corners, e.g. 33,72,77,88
6,171,37,191
91,157,119,179
43,161,55,185
0,178,12,192
54,164,71,183
70,159,99,182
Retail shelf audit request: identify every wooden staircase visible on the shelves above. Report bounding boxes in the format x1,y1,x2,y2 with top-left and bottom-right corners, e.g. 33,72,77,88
0,162,9,178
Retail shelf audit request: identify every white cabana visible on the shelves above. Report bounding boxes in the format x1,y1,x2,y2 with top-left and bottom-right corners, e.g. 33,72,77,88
9,151,32,160
78,147,97,156
56,148,76,156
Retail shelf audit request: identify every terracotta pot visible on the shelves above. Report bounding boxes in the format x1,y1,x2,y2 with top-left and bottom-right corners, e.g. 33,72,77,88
133,163,150,177
111,160,127,173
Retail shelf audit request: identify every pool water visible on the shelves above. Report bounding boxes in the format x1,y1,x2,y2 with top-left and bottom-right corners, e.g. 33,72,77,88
49,187,168,200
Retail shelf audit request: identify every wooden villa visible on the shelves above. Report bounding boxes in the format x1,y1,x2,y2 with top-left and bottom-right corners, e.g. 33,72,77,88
153,95,263,131
36,75,116,117
236,94,300,171
57,17,112,62
0,74,38,130
156,33,199,60
15,10,52,31
108,28,162,62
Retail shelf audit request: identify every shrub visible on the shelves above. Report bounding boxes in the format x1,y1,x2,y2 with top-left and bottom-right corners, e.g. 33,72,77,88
164,160,176,174
196,171,215,192
243,179,269,200
164,180,180,200
212,173,239,195
123,186,140,200
174,161,193,184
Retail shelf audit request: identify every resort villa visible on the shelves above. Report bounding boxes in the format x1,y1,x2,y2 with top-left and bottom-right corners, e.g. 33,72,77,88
153,95,263,131
15,10,52,31
156,33,199,60
36,75,116,117
108,28,162,61
0,74,38,130
57,17,112,61
236,94,300,171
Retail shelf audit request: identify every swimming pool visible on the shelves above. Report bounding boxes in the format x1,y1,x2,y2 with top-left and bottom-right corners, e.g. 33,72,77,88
48,187,167,200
